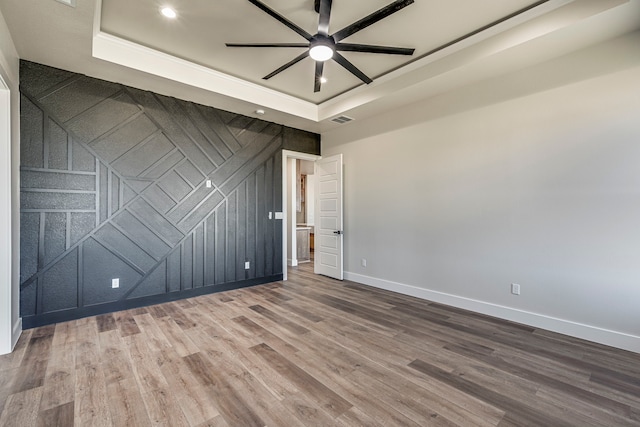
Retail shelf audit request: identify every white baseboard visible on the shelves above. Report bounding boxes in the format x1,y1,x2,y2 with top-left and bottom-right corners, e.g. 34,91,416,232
287,258,298,267
345,271,640,354
12,317,22,350
1,317,21,355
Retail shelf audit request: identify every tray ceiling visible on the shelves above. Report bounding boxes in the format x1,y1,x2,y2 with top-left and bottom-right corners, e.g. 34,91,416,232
0,0,637,131
100,0,540,103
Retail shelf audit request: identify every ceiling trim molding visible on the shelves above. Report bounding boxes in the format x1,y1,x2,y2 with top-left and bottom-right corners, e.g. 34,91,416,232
318,0,628,121
92,31,319,121
92,0,629,124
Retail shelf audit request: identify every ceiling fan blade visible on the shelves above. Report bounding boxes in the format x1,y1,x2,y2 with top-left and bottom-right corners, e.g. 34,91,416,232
263,51,309,80
226,43,309,48
336,43,414,55
333,52,372,84
314,61,325,93
248,0,313,41
318,0,332,36
331,0,414,43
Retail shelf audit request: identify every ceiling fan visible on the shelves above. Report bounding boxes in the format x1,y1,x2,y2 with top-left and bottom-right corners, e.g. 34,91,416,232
226,0,415,93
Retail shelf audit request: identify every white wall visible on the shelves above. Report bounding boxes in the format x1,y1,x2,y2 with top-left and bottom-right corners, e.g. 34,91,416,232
0,7,21,355
322,32,640,353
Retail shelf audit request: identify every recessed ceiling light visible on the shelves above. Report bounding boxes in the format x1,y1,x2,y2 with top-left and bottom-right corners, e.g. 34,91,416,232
320,77,328,84
255,109,266,115
161,7,177,18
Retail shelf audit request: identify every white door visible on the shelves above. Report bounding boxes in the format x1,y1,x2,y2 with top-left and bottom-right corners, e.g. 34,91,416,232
314,154,343,280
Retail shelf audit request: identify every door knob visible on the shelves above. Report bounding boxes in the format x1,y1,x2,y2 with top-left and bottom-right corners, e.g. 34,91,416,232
333,230,343,235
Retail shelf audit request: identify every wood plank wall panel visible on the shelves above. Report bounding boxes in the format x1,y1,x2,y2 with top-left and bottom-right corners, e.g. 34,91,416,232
19,61,319,328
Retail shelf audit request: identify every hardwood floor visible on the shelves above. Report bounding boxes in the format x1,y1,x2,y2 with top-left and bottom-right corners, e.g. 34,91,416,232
1,263,639,426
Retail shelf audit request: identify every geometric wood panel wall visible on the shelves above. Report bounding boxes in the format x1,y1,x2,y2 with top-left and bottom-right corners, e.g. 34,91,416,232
19,61,319,328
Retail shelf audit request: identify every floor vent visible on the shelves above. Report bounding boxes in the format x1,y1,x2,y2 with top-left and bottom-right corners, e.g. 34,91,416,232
330,115,354,124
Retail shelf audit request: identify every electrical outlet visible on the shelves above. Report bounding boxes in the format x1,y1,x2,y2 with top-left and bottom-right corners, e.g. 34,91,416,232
245,261,250,270
112,278,120,289
361,258,367,267
511,283,521,295
206,180,212,188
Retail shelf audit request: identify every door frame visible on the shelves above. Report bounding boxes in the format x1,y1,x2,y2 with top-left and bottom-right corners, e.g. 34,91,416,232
0,73,14,354
281,150,321,281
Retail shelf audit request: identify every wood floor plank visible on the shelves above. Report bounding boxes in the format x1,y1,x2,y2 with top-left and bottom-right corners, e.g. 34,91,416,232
347,368,460,426
536,386,640,427
251,342,353,418
74,321,100,369
106,378,152,427
186,326,307,427
114,310,141,337
194,415,230,427
183,352,266,427
155,348,221,426
132,312,173,353
447,341,635,420
195,322,301,401
154,316,199,357
232,314,299,355
408,358,569,427
37,401,74,427
123,334,179,427
336,406,389,427
0,386,43,427
140,386,191,427
39,347,75,411
0,329,32,372
96,313,117,333
2,261,639,426
75,363,113,426
125,333,169,392
249,304,310,335
51,321,77,349
98,329,135,385
280,391,352,426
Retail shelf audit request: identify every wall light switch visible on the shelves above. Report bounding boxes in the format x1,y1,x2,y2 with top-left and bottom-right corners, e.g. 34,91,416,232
275,212,284,220
268,212,272,219
361,258,367,267
112,278,120,289
206,180,212,188
245,261,250,270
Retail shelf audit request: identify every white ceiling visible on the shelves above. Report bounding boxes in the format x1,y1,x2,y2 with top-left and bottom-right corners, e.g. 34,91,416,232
1,0,639,133
100,0,538,103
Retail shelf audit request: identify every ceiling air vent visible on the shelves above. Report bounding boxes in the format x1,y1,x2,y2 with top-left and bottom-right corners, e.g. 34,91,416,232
331,115,354,124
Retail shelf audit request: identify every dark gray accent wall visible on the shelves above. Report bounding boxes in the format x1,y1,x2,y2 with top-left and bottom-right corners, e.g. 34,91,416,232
19,61,320,328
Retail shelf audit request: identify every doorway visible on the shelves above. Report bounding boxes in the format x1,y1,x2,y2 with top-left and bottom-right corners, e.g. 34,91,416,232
282,150,320,281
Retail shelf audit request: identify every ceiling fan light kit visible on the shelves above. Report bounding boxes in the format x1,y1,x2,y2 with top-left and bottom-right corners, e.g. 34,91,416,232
226,0,416,93
309,37,334,62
